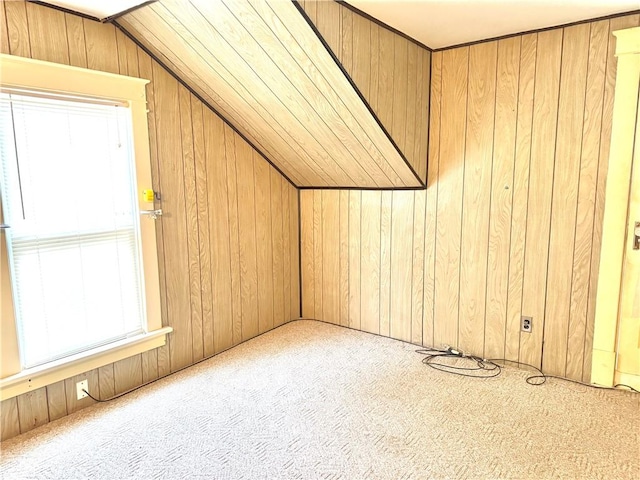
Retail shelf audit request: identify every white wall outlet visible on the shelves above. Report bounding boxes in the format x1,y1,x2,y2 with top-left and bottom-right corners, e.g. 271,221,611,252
76,379,88,400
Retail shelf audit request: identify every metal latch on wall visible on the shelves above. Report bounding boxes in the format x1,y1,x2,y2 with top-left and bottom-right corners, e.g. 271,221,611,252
634,221,640,250
140,209,163,220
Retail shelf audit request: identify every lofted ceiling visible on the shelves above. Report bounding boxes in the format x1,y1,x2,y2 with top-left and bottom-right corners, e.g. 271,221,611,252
116,0,421,188
345,0,640,49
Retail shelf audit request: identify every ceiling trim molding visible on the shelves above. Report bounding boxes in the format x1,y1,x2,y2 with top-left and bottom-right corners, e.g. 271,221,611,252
28,1,101,22
433,8,640,51
292,0,426,188
103,1,158,23
113,20,298,188
336,0,433,52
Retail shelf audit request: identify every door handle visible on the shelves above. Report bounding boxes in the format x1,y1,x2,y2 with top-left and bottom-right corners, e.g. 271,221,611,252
634,221,640,250
0,224,10,230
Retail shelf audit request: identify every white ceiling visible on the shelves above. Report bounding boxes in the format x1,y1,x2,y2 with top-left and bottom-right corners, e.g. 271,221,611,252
345,0,640,49
38,0,149,20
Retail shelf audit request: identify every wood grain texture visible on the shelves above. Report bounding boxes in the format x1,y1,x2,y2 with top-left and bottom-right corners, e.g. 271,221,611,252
303,1,430,181
299,15,631,381
434,47,468,350
360,191,381,333
520,29,563,368
16,388,48,434
543,24,590,376
485,37,520,360
459,41,497,357
119,0,419,188
1,2,299,441
321,190,340,325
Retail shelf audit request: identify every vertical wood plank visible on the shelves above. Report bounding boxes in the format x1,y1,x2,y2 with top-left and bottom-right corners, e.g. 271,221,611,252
369,24,380,114
322,190,341,325
565,20,608,381
341,7,353,76
424,51,442,348
16,388,49,434
379,191,392,338
4,0,31,57
179,86,204,363
113,355,143,395
204,110,233,351
390,191,414,343
301,190,315,318
0,2,10,55
224,126,242,342
459,41,497,357
520,29,563,368
434,47,468,349
0,398,20,441
313,190,323,319
236,137,259,340
98,364,115,400
405,42,419,168
543,23,590,376
64,14,87,68
505,34,536,362
339,190,350,326
141,349,159,383
283,180,292,322
377,27,395,131
82,19,119,74
290,184,300,319
25,2,69,64
271,169,285,327
360,191,381,334
418,49,431,182
484,37,520,360
352,13,370,98
192,100,214,357
392,35,408,150
45,381,68,422
348,191,362,329
411,190,426,345
255,158,274,333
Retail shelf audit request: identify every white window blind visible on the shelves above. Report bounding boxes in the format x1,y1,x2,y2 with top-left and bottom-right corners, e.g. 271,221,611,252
0,92,146,369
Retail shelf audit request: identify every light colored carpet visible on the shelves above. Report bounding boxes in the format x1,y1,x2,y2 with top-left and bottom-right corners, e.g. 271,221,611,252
1,320,638,480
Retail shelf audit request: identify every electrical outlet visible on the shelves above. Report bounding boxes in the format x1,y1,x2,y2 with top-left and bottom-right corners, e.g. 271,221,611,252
76,380,88,400
521,316,533,333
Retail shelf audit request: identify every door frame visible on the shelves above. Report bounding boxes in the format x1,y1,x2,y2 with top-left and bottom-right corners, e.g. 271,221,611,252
591,26,640,386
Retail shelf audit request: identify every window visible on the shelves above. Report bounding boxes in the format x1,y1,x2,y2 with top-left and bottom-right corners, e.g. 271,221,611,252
0,54,170,400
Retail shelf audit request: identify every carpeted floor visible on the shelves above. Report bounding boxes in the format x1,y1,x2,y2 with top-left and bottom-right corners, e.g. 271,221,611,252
1,320,638,480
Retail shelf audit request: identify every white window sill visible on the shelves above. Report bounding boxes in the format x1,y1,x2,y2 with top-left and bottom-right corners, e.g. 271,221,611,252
0,327,172,401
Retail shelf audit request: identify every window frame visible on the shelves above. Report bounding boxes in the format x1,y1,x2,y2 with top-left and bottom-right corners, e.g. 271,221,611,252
0,53,170,401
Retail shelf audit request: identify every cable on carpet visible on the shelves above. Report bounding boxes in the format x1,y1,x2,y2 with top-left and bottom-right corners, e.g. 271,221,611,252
416,346,639,393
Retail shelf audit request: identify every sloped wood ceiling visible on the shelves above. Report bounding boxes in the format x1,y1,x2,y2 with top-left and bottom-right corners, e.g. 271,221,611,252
300,1,431,183
117,0,422,188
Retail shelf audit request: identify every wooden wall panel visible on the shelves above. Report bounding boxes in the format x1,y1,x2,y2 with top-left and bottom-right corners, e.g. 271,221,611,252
302,0,431,182
300,14,639,381
118,0,419,188
1,1,300,441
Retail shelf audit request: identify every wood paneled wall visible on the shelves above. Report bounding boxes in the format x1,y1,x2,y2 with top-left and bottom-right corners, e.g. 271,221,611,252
118,0,421,188
301,13,640,382
300,0,431,182
0,1,300,441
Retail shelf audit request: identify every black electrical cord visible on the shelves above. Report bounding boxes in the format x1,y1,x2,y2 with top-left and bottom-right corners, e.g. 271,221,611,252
416,347,640,393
